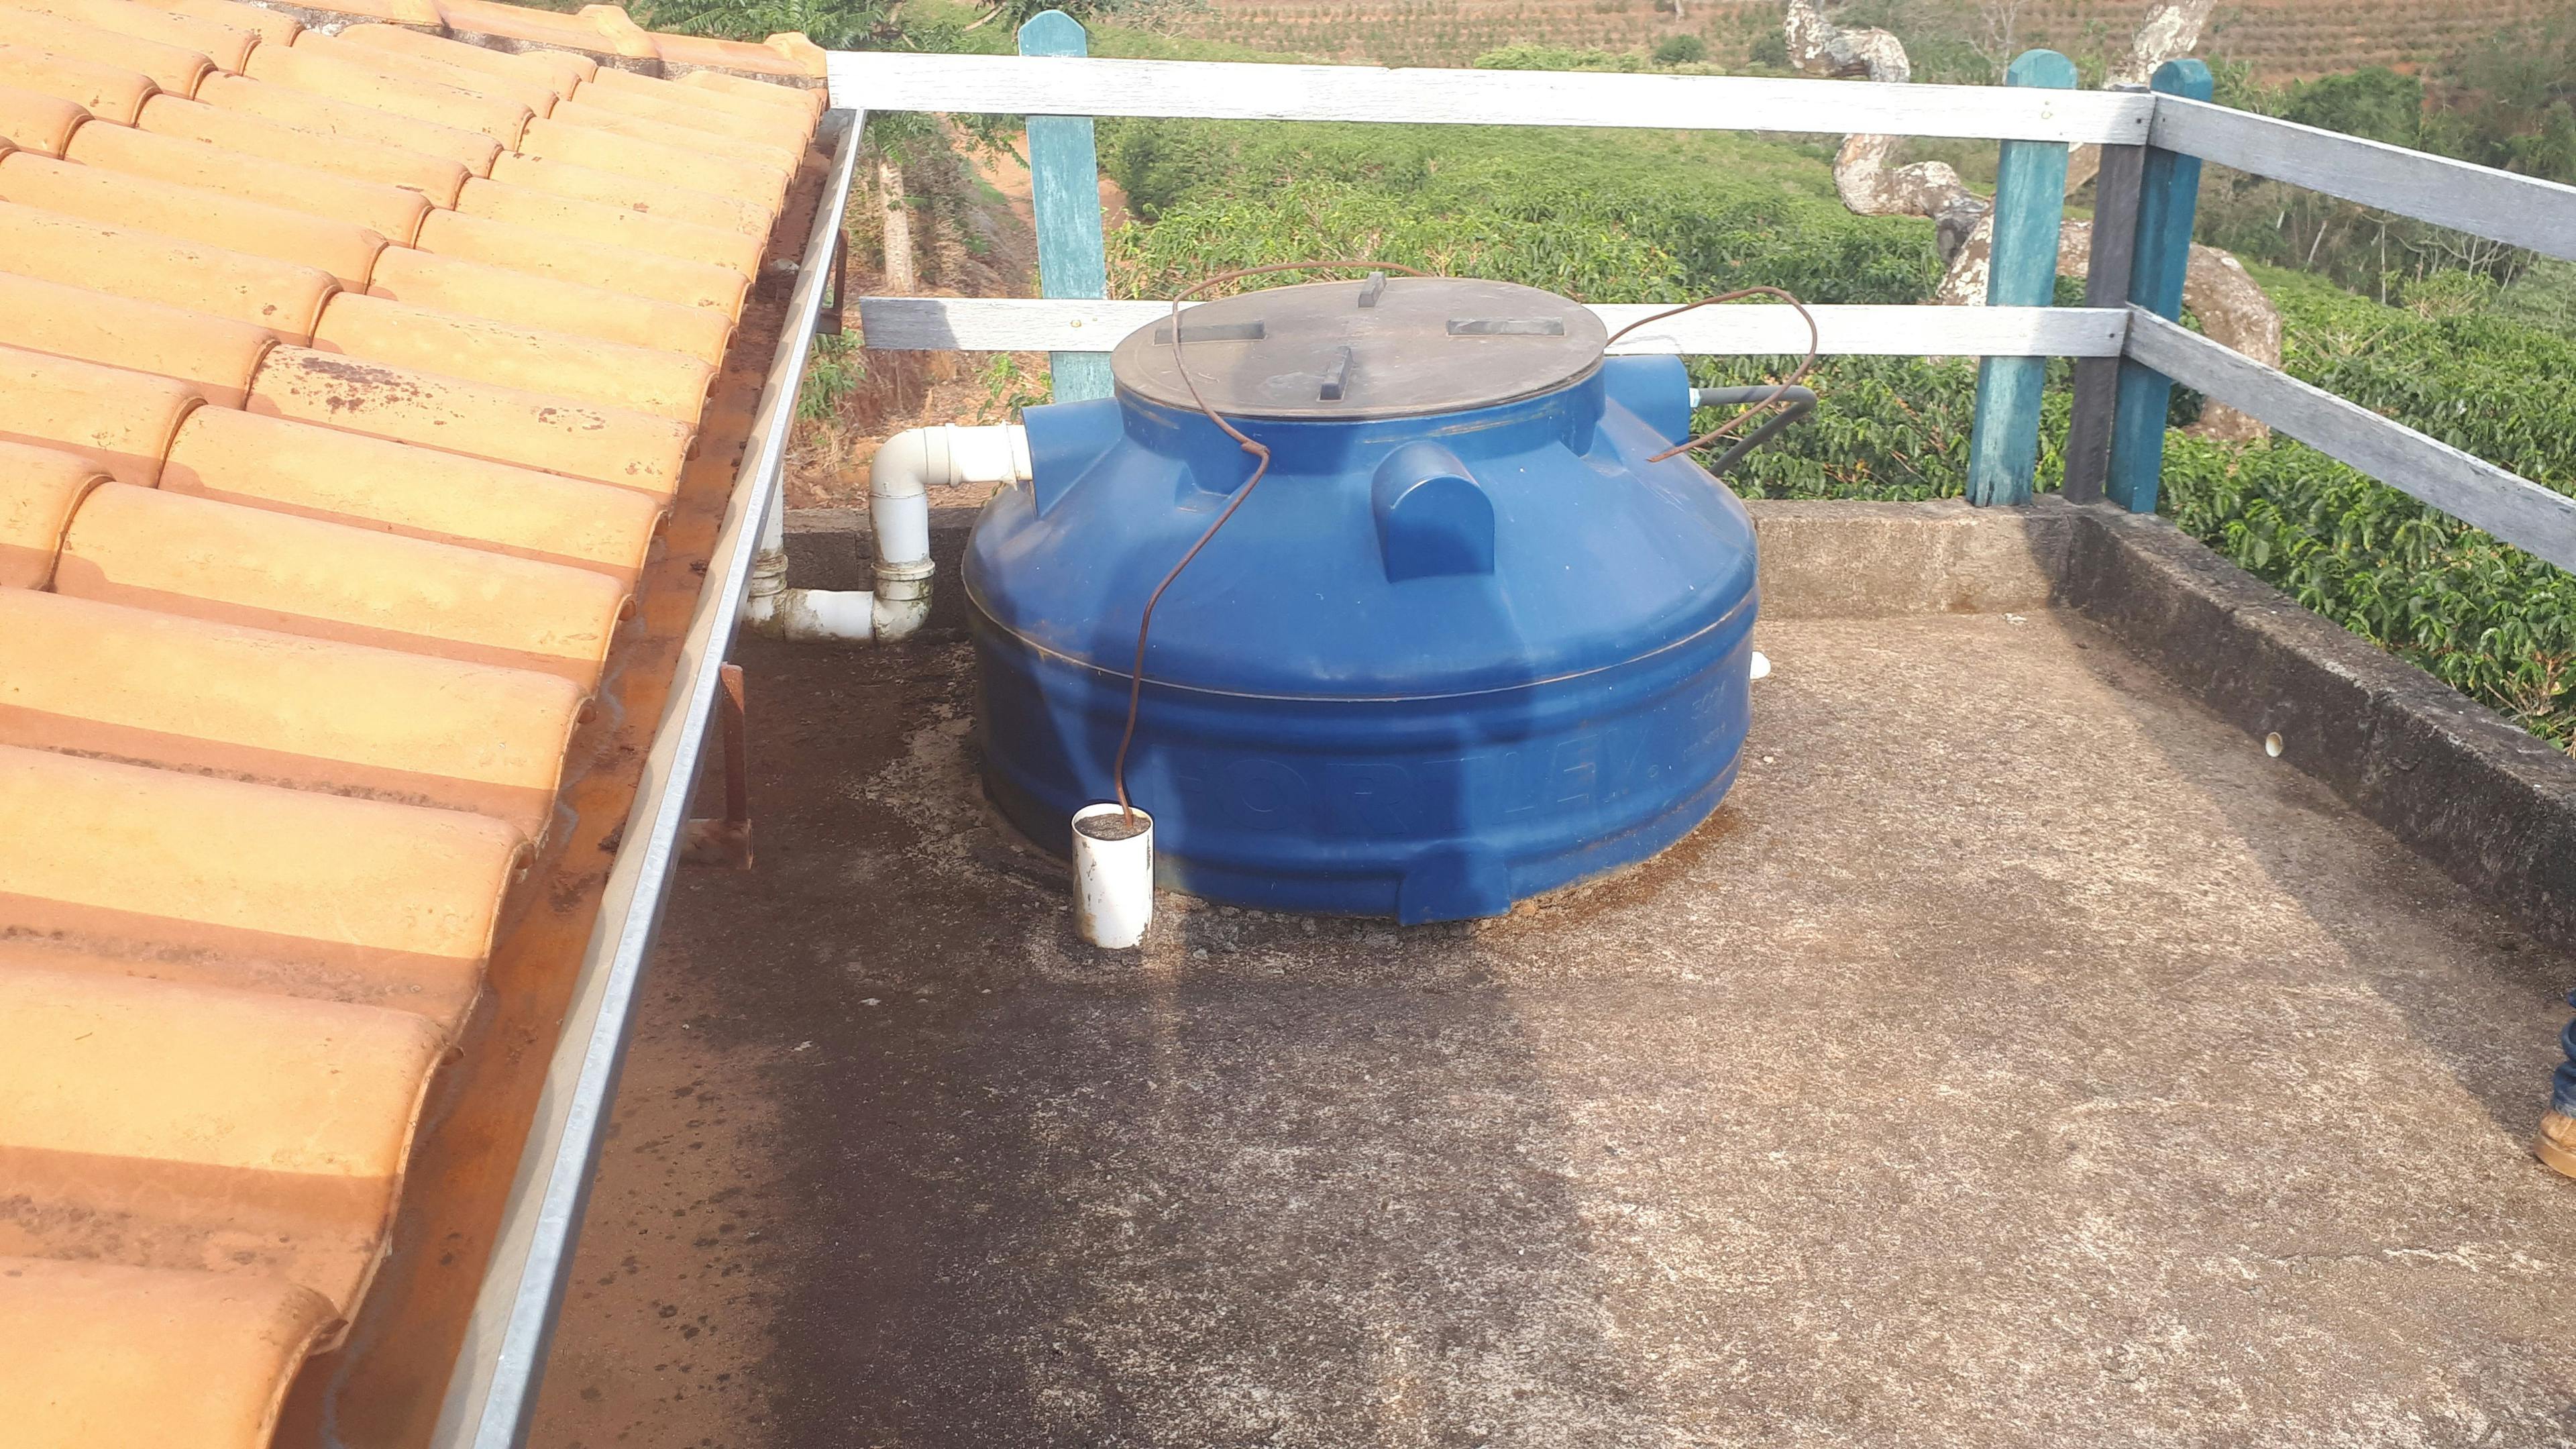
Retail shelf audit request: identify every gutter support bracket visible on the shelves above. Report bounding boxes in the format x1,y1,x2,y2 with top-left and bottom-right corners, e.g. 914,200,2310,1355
680,662,753,870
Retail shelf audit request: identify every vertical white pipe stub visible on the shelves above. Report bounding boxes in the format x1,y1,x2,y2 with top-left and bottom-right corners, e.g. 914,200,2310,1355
1071,802,1154,949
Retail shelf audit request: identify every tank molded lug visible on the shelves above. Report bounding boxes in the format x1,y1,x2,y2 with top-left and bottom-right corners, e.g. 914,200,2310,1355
1599,354,1693,447
1371,441,1495,582
1021,394,1126,517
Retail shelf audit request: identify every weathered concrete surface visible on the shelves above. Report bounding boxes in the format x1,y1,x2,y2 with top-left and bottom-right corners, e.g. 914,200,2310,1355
1751,497,2071,619
2057,503,2576,953
533,609,2576,1449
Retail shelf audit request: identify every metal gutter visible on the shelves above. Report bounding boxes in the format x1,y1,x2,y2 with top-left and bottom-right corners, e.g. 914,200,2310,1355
431,105,867,1449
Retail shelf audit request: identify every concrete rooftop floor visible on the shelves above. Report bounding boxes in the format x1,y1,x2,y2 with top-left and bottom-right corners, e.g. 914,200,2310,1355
530,608,2576,1449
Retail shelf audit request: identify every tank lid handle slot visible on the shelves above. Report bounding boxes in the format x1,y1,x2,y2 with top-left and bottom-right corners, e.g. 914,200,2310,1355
1319,345,1354,401
1355,271,1387,308
1448,317,1566,336
1150,321,1267,344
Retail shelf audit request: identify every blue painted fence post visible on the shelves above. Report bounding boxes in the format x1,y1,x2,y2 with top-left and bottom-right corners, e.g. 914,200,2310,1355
1019,9,1113,402
2105,57,2215,513
1964,48,2079,507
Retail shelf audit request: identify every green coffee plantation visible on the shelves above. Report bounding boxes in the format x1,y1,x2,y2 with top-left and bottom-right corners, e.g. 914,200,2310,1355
1176,0,2570,77
1099,119,2576,744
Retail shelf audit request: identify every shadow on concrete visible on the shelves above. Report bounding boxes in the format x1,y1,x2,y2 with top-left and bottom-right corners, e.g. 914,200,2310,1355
639,635,1668,1448
2053,616,2569,1146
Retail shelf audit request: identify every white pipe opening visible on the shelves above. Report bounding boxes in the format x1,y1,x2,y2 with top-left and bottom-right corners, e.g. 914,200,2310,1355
1071,802,1155,949
743,423,1031,643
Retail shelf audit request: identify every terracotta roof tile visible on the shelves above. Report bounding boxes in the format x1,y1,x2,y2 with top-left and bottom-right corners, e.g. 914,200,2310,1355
435,0,656,62
293,25,561,115
566,72,810,150
0,957,447,1312
0,346,203,484
0,741,521,1017
678,64,826,120
0,1257,338,1449
517,111,786,215
454,170,764,276
337,17,589,97
0,587,588,839
0,199,340,338
365,243,736,364
550,92,796,174
0,39,154,122
0,267,275,405
246,342,694,490
0,0,828,1432
484,146,764,234
0,955,446,1179
162,404,667,580
653,26,828,82
195,68,504,172
140,87,474,199
310,288,717,421
276,0,439,26
0,147,392,284
0,437,106,586
3,0,263,73
245,38,531,146
0,6,214,97
137,89,474,201
6,213,716,435
0,74,82,151
62,115,436,241
56,480,633,681
160,0,297,44
414,202,749,309
0,888,492,1036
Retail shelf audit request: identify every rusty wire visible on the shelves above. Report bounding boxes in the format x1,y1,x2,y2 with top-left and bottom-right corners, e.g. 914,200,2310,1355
1603,286,1821,463
1110,260,1438,823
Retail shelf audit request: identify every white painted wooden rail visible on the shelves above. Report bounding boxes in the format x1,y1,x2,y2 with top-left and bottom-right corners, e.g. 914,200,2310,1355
835,48,2576,566
2125,309,2576,572
2151,98,2576,264
857,297,2131,358
826,50,2155,144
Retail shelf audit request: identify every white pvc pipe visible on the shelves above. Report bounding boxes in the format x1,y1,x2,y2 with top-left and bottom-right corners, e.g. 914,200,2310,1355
1070,802,1154,949
743,423,1029,643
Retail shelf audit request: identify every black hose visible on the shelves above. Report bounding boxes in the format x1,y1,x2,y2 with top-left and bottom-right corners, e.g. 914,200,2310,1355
1688,385,1817,478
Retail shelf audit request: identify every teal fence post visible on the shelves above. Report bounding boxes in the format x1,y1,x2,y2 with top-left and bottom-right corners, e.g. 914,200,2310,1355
1964,48,2079,507
2105,57,2215,513
1019,9,1113,402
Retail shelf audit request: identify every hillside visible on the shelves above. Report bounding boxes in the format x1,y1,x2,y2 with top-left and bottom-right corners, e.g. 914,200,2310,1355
1174,0,2571,78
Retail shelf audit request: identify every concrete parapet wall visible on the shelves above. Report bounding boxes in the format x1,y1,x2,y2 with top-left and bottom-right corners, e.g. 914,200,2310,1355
1750,498,2073,619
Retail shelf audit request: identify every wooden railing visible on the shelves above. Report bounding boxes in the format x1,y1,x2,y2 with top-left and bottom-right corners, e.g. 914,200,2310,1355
827,15,2576,571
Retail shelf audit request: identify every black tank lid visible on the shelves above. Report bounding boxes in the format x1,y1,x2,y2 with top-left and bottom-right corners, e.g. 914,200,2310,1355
1109,275,1607,422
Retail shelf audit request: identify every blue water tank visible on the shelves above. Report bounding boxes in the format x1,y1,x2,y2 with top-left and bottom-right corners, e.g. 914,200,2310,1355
966,277,1758,923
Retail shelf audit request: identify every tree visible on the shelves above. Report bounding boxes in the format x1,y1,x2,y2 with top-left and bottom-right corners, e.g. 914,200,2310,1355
1782,0,1989,250
1782,0,2279,440
1968,0,2027,83
638,0,1187,292
2062,0,2214,191
636,0,897,50
2426,13,2576,185
1653,33,1707,66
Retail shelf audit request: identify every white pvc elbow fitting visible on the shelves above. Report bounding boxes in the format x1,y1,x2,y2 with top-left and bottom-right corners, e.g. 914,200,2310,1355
1071,802,1154,949
744,423,1030,643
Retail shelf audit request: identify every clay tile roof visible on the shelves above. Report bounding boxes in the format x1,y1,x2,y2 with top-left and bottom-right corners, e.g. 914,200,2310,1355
0,0,828,1439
